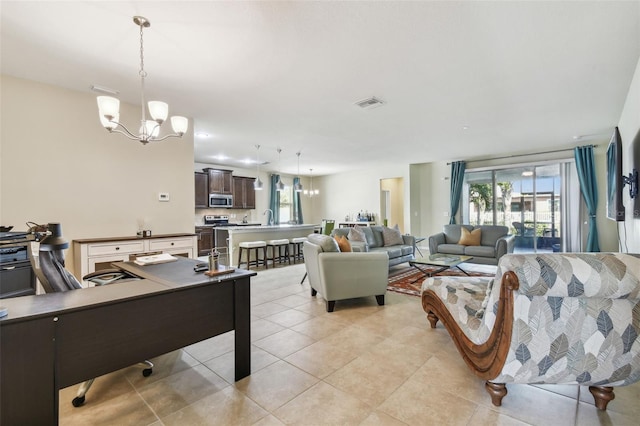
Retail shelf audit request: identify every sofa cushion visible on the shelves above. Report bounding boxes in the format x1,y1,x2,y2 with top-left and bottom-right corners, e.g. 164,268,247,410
369,226,384,248
400,245,414,256
437,244,466,255
443,224,473,244
382,224,404,246
459,227,481,246
476,225,509,246
334,235,352,252
382,246,403,258
362,226,379,248
307,234,340,252
348,225,366,242
464,245,496,258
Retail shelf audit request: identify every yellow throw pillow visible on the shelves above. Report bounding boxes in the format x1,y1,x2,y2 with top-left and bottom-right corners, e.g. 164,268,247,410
458,227,481,246
335,235,352,252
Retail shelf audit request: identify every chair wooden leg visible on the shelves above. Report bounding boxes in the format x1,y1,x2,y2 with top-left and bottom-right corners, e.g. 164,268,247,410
375,294,385,306
326,300,335,312
427,311,439,328
237,248,244,269
310,287,317,296
589,386,615,410
485,382,507,406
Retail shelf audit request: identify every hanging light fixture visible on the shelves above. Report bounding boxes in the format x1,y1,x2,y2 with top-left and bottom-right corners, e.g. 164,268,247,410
253,144,263,190
304,168,320,197
294,151,303,192
96,16,188,144
275,148,285,191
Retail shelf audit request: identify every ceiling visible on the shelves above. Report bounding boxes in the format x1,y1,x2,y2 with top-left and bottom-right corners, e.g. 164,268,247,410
2,1,639,176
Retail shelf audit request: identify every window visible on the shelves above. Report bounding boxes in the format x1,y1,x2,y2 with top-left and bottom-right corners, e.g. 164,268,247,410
279,183,292,223
462,161,580,253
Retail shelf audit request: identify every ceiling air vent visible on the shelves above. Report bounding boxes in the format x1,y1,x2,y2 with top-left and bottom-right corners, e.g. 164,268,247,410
354,96,385,109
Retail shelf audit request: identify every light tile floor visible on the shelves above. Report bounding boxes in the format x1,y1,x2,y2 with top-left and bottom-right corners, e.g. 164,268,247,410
59,261,640,425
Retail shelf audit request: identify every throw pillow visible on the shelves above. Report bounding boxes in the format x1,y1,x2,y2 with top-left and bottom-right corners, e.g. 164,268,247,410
382,224,404,246
334,235,352,252
348,225,366,242
458,227,481,246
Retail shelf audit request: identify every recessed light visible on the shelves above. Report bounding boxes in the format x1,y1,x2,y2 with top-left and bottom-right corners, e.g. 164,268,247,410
462,125,470,130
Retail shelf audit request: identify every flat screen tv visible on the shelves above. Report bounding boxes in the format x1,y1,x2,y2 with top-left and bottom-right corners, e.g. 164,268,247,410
606,127,625,221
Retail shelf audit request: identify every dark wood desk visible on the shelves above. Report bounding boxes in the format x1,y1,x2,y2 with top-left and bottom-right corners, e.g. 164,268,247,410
0,258,255,425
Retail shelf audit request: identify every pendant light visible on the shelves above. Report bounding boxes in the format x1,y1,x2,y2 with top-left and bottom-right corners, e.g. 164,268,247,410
304,168,320,197
253,144,263,190
294,151,303,192
275,148,285,191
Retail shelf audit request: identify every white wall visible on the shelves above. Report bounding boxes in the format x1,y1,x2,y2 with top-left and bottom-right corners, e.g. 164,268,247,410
618,56,640,253
0,75,195,273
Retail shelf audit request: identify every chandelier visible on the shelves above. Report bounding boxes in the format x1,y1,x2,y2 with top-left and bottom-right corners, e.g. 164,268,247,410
275,148,285,191
96,16,188,144
304,168,320,197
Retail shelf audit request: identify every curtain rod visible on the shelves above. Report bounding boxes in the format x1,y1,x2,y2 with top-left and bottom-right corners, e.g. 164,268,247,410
447,145,594,165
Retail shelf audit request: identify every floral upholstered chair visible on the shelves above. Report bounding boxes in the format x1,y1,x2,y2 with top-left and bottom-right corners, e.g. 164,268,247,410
421,252,640,410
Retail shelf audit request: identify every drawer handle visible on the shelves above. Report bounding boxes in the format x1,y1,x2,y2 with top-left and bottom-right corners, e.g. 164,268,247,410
171,242,174,246
115,247,120,250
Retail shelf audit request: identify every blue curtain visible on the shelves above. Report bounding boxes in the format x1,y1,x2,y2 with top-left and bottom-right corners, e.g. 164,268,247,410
574,146,600,252
269,174,281,225
449,161,466,224
293,177,304,224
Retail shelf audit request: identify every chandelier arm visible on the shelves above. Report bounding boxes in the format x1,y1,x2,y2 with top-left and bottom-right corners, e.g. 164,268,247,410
108,122,143,140
151,132,184,142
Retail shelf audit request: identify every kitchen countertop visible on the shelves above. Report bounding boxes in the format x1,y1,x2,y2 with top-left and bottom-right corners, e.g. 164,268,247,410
217,224,318,231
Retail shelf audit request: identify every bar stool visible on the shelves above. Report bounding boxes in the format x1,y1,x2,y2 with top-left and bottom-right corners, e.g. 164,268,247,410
266,239,291,267
237,241,268,270
289,237,307,263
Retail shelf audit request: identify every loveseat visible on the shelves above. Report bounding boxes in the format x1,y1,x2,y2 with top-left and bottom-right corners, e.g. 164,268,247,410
428,224,514,265
331,225,416,267
421,252,640,410
303,234,388,312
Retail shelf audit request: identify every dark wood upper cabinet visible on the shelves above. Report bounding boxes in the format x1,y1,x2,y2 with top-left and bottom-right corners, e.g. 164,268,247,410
232,176,256,209
206,169,233,195
195,172,209,209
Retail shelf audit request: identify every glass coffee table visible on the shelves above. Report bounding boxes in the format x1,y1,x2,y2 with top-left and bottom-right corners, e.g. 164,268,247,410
408,254,474,283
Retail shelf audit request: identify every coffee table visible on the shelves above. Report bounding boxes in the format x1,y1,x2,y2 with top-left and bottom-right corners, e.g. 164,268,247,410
408,254,474,283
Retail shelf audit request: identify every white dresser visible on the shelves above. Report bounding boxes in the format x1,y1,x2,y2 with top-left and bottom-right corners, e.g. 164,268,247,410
73,233,197,286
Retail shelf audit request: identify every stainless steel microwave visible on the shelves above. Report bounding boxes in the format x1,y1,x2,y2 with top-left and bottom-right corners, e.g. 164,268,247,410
209,193,233,208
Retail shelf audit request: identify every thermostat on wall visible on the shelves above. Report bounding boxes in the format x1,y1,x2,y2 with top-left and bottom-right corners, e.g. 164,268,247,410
158,192,170,202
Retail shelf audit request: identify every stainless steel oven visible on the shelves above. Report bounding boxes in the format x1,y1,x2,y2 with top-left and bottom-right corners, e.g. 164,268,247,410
209,193,233,208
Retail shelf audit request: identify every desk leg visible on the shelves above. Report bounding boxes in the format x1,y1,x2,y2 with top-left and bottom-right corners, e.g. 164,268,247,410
234,276,251,381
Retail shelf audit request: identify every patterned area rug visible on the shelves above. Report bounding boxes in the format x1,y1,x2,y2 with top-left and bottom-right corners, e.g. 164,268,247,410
387,266,494,297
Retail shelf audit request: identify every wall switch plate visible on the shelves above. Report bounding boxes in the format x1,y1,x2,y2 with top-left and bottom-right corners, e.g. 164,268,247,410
159,192,170,202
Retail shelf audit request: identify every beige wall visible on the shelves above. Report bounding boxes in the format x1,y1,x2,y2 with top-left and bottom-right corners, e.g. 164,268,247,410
619,56,640,253
0,75,195,273
380,177,404,232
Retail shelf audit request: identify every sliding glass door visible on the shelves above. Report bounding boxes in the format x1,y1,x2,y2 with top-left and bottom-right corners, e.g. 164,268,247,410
462,162,572,253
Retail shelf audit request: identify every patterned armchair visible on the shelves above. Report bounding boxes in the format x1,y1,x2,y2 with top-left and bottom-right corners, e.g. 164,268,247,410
421,252,640,410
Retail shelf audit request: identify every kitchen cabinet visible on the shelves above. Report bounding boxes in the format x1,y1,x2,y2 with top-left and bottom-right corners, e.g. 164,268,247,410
205,168,233,195
232,176,256,209
194,171,209,209
196,226,214,256
73,234,197,286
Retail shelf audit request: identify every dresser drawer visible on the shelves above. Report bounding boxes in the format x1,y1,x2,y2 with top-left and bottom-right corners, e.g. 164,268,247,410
87,241,145,256
149,237,194,251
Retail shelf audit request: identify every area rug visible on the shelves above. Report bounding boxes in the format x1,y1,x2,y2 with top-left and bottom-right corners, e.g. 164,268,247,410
387,266,494,297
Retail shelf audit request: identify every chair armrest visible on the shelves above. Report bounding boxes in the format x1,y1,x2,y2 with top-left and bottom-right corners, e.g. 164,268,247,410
429,233,445,254
495,235,515,259
402,235,416,254
317,252,388,299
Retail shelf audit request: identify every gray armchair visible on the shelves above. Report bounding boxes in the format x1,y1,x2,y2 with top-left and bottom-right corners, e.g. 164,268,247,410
303,234,388,312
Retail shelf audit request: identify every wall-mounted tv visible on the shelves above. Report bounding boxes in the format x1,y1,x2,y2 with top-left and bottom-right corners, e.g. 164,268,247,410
606,126,625,221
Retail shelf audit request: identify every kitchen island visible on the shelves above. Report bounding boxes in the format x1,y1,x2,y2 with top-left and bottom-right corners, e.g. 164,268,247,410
217,224,318,267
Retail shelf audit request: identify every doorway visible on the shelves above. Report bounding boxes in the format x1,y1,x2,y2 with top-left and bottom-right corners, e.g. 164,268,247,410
380,177,404,232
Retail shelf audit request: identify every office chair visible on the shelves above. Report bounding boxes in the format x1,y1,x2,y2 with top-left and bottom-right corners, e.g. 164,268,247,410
28,223,153,407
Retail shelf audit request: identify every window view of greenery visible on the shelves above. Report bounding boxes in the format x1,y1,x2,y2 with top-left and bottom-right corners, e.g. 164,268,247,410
463,164,563,252
279,186,292,223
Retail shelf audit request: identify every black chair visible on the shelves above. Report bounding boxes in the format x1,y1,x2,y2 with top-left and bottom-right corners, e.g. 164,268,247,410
28,226,153,407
